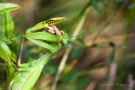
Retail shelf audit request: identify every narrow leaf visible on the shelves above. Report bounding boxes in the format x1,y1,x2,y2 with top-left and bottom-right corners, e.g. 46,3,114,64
97,0,104,3
128,4,135,9
0,40,11,61
0,2,20,14
70,46,83,59
26,38,55,53
3,12,15,39
3,12,17,62
0,35,12,44
109,49,115,63
25,32,58,42
91,0,101,13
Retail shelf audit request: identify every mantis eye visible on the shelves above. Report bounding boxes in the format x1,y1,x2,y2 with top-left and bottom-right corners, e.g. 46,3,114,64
60,31,64,35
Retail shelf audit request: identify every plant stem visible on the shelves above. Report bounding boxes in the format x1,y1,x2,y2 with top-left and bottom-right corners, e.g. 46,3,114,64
52,4,91,90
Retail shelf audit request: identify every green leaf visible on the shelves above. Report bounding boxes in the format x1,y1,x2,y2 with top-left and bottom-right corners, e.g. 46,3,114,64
0,40,11,61
3,12,15,39
62,70,80,82
91,0,101,13
128,4,135,9
73,78,90,90
25,32,59,42
3,12,17,62
70,46,83,59
0,35,12,44
109,49,115,63
26,38,55,53
0,2,20,14
97,0,104,3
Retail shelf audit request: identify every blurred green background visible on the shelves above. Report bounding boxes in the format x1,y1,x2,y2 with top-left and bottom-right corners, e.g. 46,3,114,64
0,0,135,90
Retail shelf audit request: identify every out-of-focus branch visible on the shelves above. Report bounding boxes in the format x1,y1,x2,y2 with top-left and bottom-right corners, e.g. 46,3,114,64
128,74,135,90
85,80,98,90
105,62,117,90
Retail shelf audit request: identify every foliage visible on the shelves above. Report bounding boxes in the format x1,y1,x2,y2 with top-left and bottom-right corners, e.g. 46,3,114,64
0,0,135,90
0,2,67,90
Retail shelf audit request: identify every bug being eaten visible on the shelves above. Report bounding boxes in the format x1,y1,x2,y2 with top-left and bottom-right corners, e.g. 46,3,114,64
45,25,64,36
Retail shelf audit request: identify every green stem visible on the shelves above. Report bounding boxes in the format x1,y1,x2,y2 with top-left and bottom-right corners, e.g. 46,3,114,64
118,0,135,83
72,5,91,40
52,4,91,90
65,3,90,32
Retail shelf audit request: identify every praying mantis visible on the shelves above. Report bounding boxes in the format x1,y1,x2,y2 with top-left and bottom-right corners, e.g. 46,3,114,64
8,17,68,90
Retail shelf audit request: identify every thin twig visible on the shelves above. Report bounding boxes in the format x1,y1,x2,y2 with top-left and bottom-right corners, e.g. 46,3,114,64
17,38,25,65
85,80,98,90
51,48,71,90
128,74,135,90
105,62,117,90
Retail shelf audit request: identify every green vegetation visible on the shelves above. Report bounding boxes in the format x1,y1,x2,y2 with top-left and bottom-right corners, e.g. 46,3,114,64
0,0,135,90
